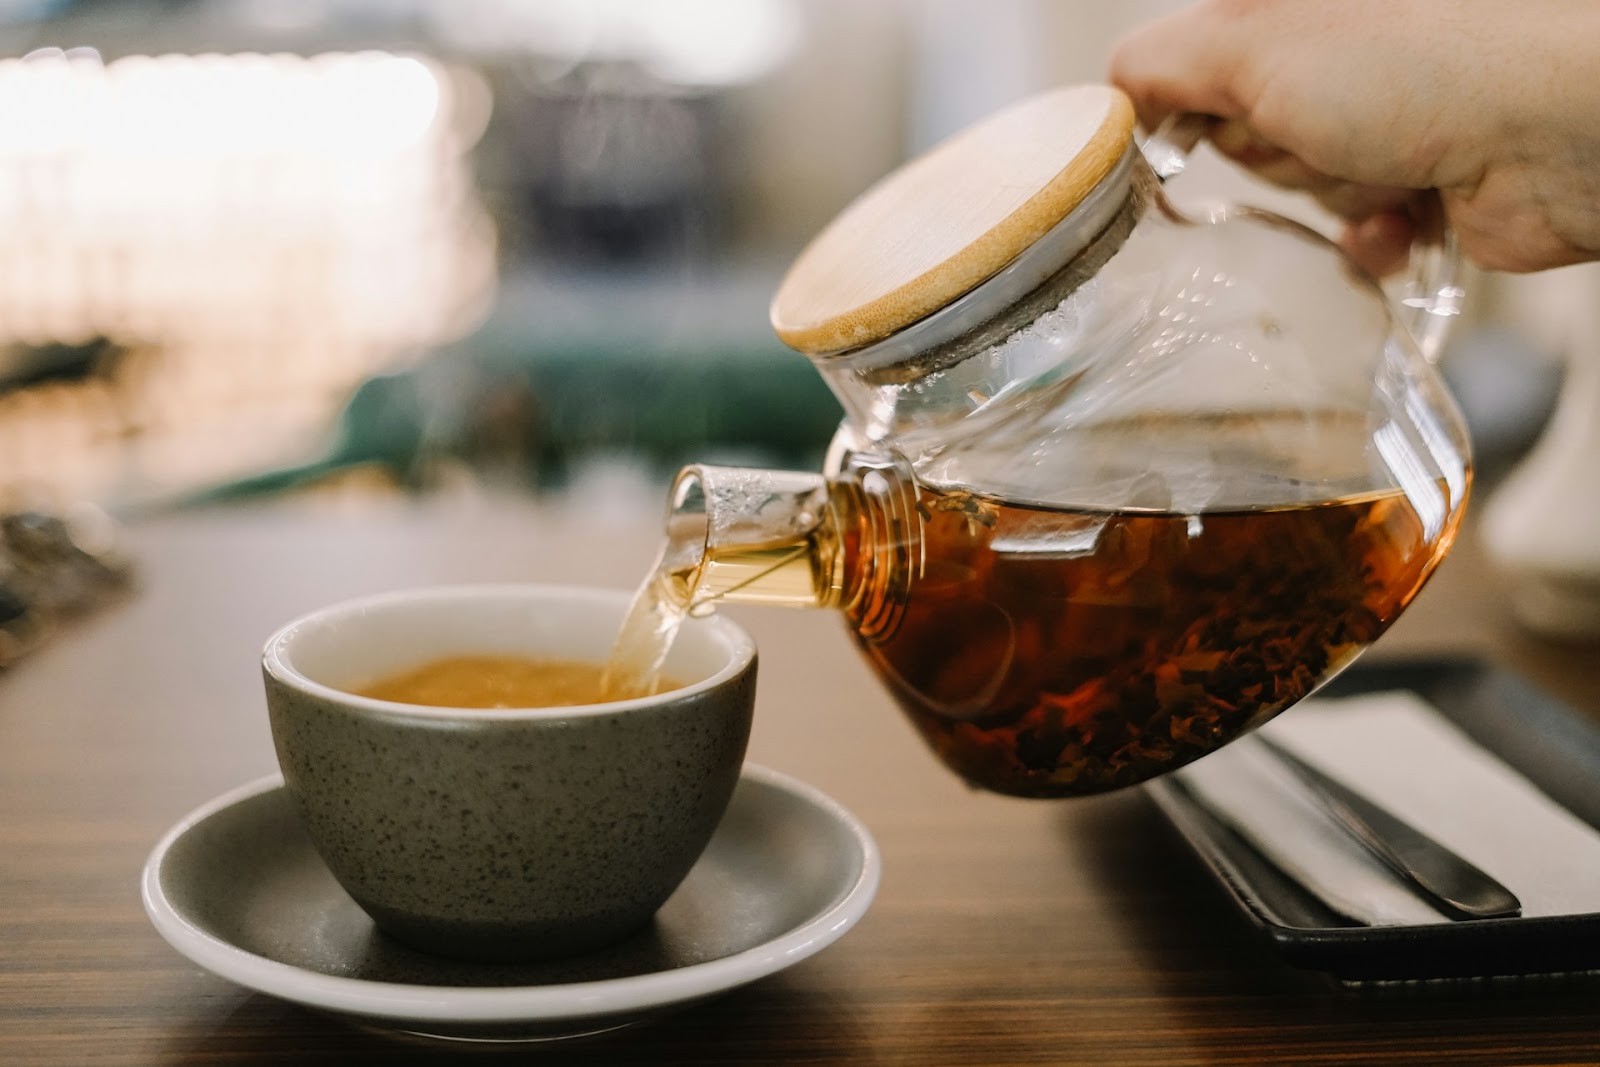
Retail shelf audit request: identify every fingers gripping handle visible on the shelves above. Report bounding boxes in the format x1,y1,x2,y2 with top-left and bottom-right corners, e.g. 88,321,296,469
1138,112,1463,362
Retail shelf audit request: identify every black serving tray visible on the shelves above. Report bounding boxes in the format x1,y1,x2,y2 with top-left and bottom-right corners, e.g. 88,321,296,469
1146,657,1600,983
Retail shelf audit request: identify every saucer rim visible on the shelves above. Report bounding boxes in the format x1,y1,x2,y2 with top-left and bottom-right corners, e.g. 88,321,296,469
141,764,880,1025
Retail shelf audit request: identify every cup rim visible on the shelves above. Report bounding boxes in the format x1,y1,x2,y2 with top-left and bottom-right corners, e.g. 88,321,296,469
261,582,756,721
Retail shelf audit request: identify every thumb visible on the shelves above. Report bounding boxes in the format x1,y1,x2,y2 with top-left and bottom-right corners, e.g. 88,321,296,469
1108,4,1255,128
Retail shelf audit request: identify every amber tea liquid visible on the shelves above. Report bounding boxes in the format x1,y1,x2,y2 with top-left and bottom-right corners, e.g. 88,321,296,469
863,482,1449,796
617,412,1466,796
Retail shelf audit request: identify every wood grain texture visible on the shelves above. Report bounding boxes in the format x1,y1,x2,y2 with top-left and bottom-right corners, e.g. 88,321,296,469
770,84,1135,355
2,492,1599,1066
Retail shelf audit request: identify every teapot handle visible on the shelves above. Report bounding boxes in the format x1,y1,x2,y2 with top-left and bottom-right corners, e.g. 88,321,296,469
1395,197,1464,363
1139,113,1464,363
1140,111,1209,181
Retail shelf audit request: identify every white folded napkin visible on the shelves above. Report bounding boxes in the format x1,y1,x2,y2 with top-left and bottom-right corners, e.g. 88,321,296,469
1174,690,1600,926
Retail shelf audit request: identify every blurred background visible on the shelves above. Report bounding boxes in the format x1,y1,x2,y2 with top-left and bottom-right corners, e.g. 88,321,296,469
0,0,1573,522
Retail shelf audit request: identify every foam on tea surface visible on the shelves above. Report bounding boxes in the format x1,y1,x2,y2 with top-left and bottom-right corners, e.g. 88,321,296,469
357,655,677,709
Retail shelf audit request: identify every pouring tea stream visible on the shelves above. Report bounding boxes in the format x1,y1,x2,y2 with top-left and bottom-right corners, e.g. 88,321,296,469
604,84,1471,798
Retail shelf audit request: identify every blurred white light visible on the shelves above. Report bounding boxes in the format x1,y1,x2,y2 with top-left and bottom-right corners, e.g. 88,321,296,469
634,0,802,87
428,0,801,88
0,49,497,503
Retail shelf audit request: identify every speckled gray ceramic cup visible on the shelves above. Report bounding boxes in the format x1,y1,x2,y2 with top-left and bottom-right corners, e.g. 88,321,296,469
261,584,756,963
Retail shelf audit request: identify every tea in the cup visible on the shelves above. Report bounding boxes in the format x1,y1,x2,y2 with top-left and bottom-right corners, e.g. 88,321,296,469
354,654,680,709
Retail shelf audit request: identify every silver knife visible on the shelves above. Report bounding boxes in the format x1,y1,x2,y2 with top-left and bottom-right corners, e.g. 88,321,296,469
1256,736,1522,921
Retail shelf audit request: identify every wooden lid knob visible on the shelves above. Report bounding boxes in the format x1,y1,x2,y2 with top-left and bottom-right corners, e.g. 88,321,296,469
770,84,1136,355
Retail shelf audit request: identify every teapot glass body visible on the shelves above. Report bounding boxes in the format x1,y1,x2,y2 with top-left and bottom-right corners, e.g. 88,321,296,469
666,141,1470,797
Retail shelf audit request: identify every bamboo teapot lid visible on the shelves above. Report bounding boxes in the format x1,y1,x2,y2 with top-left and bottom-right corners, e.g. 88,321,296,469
770,85,1136,355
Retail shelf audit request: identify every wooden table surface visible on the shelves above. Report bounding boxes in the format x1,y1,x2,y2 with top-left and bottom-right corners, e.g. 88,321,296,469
3,489,1599,1067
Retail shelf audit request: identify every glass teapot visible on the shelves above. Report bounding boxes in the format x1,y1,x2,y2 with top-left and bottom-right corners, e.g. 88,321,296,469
642,85,1471,798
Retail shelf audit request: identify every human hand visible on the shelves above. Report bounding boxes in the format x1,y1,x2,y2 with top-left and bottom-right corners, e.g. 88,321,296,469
1110,0,1600,274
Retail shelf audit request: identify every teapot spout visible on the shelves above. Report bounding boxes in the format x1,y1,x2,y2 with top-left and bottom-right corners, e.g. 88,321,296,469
664,465,839,611
664,454,921,637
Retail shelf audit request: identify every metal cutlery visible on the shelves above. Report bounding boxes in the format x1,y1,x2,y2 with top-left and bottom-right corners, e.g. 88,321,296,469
1257,735,1522,921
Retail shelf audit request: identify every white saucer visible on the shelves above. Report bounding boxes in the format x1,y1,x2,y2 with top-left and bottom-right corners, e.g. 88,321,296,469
142,765,880,1043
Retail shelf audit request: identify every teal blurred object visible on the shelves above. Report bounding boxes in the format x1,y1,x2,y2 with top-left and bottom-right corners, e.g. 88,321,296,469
169,371,433,508
500,341,841,482
161,261,844,506
465,260,843,482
